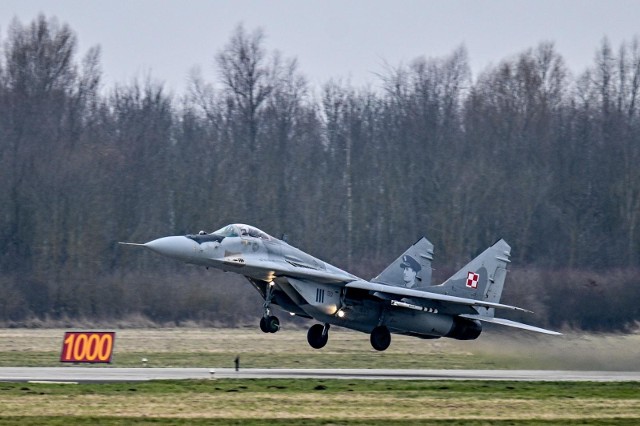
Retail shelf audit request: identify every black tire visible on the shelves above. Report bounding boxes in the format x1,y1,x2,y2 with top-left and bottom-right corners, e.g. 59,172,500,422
307,324,328,349
370,325,391,351
267,316,280,333
259,316,269,333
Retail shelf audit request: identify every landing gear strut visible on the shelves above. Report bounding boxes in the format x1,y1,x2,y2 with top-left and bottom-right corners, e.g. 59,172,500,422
260,281,280,333
370,325,391,351
307,323,330,349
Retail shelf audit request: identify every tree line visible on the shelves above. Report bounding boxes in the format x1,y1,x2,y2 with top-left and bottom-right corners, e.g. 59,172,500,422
1,15,639,331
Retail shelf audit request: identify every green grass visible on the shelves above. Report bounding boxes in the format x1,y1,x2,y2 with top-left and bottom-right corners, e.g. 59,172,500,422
0,379,638,398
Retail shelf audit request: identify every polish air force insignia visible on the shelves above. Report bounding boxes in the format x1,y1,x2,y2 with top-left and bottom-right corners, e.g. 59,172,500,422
466,271,479,289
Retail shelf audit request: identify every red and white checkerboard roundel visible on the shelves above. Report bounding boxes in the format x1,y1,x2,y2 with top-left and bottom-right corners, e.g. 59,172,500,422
466,271,479,289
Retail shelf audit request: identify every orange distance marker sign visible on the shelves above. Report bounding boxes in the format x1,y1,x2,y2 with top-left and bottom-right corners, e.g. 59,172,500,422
60,331,115,363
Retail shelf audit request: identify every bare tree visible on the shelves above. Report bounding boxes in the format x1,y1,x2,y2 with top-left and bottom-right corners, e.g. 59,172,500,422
216,24,273,152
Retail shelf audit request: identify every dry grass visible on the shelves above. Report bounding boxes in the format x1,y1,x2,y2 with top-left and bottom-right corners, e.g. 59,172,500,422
0,391,639,420
0,327,639,370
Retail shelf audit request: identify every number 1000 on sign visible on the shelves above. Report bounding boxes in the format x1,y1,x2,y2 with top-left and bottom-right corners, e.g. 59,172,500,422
60,332,115,363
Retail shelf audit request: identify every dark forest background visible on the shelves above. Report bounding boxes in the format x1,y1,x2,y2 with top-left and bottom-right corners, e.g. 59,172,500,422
1,15,639,331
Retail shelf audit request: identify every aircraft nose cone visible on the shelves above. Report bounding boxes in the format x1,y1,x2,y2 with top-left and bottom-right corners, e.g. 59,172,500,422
144,236,197,261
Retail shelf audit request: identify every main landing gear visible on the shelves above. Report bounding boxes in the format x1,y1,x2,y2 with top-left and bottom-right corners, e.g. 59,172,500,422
370,325,391,351
306,323,391,351
307,323,330,349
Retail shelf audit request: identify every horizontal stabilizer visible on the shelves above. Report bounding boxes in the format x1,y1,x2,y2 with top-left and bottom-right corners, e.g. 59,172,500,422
460,314,562,335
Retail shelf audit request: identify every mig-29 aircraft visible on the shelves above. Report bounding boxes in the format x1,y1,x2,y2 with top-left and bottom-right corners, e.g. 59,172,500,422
121,224,560,350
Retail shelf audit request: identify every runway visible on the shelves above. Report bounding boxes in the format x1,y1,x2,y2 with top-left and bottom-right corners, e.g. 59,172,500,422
1,367,640,383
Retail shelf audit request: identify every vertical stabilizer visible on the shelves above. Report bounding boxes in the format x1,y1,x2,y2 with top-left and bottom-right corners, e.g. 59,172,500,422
431,239,511,317
372,237,434,289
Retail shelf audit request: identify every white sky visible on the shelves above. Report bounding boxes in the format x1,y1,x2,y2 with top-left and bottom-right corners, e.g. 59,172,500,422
1,0,639,94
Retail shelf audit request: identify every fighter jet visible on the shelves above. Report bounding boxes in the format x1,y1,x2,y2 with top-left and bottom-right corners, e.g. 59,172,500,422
121,223,560,350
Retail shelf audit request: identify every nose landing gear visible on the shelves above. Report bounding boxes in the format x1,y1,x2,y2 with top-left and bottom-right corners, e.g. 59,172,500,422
259,315,280,333
259,281,280,333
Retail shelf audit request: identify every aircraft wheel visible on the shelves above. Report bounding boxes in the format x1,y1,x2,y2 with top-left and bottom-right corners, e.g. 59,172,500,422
267,315,280,333
259,316,269,333
307,324,328,349
370,325,391,351
260,315,280,333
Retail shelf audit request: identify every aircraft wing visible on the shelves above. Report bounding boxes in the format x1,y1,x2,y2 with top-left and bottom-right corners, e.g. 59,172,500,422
460,315,562,335
345,281,532,314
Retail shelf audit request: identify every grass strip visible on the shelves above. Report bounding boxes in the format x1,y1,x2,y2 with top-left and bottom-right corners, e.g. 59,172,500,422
0,379,639,398
0,380,638,423
0,418,639,425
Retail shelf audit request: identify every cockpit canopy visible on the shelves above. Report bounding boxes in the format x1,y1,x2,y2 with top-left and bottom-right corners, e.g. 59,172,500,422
212,224,272,240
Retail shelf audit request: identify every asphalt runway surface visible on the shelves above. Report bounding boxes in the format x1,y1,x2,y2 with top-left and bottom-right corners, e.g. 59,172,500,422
1,367,640,383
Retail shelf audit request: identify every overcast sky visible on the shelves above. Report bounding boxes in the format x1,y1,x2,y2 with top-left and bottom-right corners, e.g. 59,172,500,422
1,0,639,94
